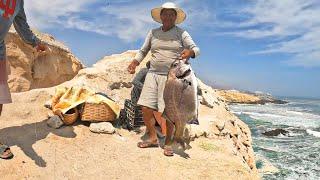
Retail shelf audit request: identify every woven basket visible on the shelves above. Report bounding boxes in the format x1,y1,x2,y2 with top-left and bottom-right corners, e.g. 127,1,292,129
81,103,116,122
62,108,79,125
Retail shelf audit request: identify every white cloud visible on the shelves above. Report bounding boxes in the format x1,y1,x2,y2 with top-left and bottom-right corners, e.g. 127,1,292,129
288,51,320,67
24,0,212,42
218,0,320,67
25,0,97,28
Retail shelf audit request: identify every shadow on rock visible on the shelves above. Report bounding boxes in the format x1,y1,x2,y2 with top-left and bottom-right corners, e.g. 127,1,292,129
139,127,191,158
172,144,190,159
0,119,76,167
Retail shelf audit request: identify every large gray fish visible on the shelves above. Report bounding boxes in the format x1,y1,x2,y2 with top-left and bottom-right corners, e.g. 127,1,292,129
163,60,198,148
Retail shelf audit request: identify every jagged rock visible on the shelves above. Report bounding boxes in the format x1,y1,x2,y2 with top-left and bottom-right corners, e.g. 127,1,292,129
5,27,83,92
217,89,287,105
217,90,261,104
242,140,251,147
109,82,133,90
122,82,133,88
44,100,52,110
185,124,207,140
215,119,225,131
262,129,289,136
198,82,219,108
89,122,115,134
47,115,64,129
256,155,279,174
109,82,122,90
47,111,54,118
211,125,220,136
1,47,258,176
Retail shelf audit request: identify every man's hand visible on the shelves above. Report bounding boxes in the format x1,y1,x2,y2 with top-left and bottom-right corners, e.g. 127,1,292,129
180,49,195,60
127,59,140,74
35,42,47,52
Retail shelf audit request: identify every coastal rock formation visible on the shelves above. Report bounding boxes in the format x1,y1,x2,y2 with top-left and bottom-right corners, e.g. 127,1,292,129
262,128,289,137
256,155,279,174
0,49,259,179
192,81,257,171
59,50,257,172
254,92,288,104
217,89,287,104
5,27,83,92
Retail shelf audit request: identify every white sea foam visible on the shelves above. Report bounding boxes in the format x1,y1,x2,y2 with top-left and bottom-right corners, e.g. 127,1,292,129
231,102,320,128
259,146,283,153
306,129,320,138
286,110,303,115
232,98,320,179
230,111,241,115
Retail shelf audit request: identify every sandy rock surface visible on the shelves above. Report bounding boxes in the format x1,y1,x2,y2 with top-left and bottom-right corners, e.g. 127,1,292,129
217,90,261,104
217,89,287,105
5,27,83,92
0,41,259,179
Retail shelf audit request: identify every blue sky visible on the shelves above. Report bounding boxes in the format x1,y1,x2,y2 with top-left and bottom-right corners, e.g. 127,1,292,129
25,0,320,98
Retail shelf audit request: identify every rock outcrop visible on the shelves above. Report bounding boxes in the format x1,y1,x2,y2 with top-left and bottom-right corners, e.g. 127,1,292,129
58,50,257,173
217,89,287,104
262,128,289,137
193,80,257,171
5,27,83,92
0,47,259,178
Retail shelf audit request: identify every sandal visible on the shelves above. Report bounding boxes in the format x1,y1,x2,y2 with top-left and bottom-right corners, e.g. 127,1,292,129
0,143,13,159
163,145,174,156
137,141,159,148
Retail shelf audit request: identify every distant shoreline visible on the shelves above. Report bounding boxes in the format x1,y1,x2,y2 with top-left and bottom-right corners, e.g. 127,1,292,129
276,95,320,101
216,89,288,105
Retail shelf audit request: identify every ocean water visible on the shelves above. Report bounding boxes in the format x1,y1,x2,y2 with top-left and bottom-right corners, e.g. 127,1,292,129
230,97,320,180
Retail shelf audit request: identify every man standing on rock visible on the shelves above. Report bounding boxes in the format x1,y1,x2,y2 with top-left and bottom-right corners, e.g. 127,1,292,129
127,2,200,156
0,0,47,159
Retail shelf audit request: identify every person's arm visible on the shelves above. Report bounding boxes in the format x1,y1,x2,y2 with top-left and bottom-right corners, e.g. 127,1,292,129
134,30,152,63
128,30,152,74
13,1,40,47
180,31,200,60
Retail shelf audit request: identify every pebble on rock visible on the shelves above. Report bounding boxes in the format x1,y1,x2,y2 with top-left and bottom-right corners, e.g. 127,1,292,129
47,115,64,129
89,122,115,134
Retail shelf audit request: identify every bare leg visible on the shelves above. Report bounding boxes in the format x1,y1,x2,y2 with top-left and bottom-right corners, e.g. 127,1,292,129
0,103,13,159
153,111,167,136
142,106,157,141
137,106,158,148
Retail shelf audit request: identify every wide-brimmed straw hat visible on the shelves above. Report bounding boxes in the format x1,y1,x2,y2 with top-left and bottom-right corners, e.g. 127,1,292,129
151,2,186,24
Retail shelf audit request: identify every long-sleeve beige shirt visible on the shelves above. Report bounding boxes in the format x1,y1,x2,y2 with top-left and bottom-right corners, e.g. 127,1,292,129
134,26,200,75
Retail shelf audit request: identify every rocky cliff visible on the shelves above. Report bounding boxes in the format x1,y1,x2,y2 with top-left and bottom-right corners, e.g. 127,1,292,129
217,89,287,104
0,43,259,178
5,27,83,92
58,50,258,175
